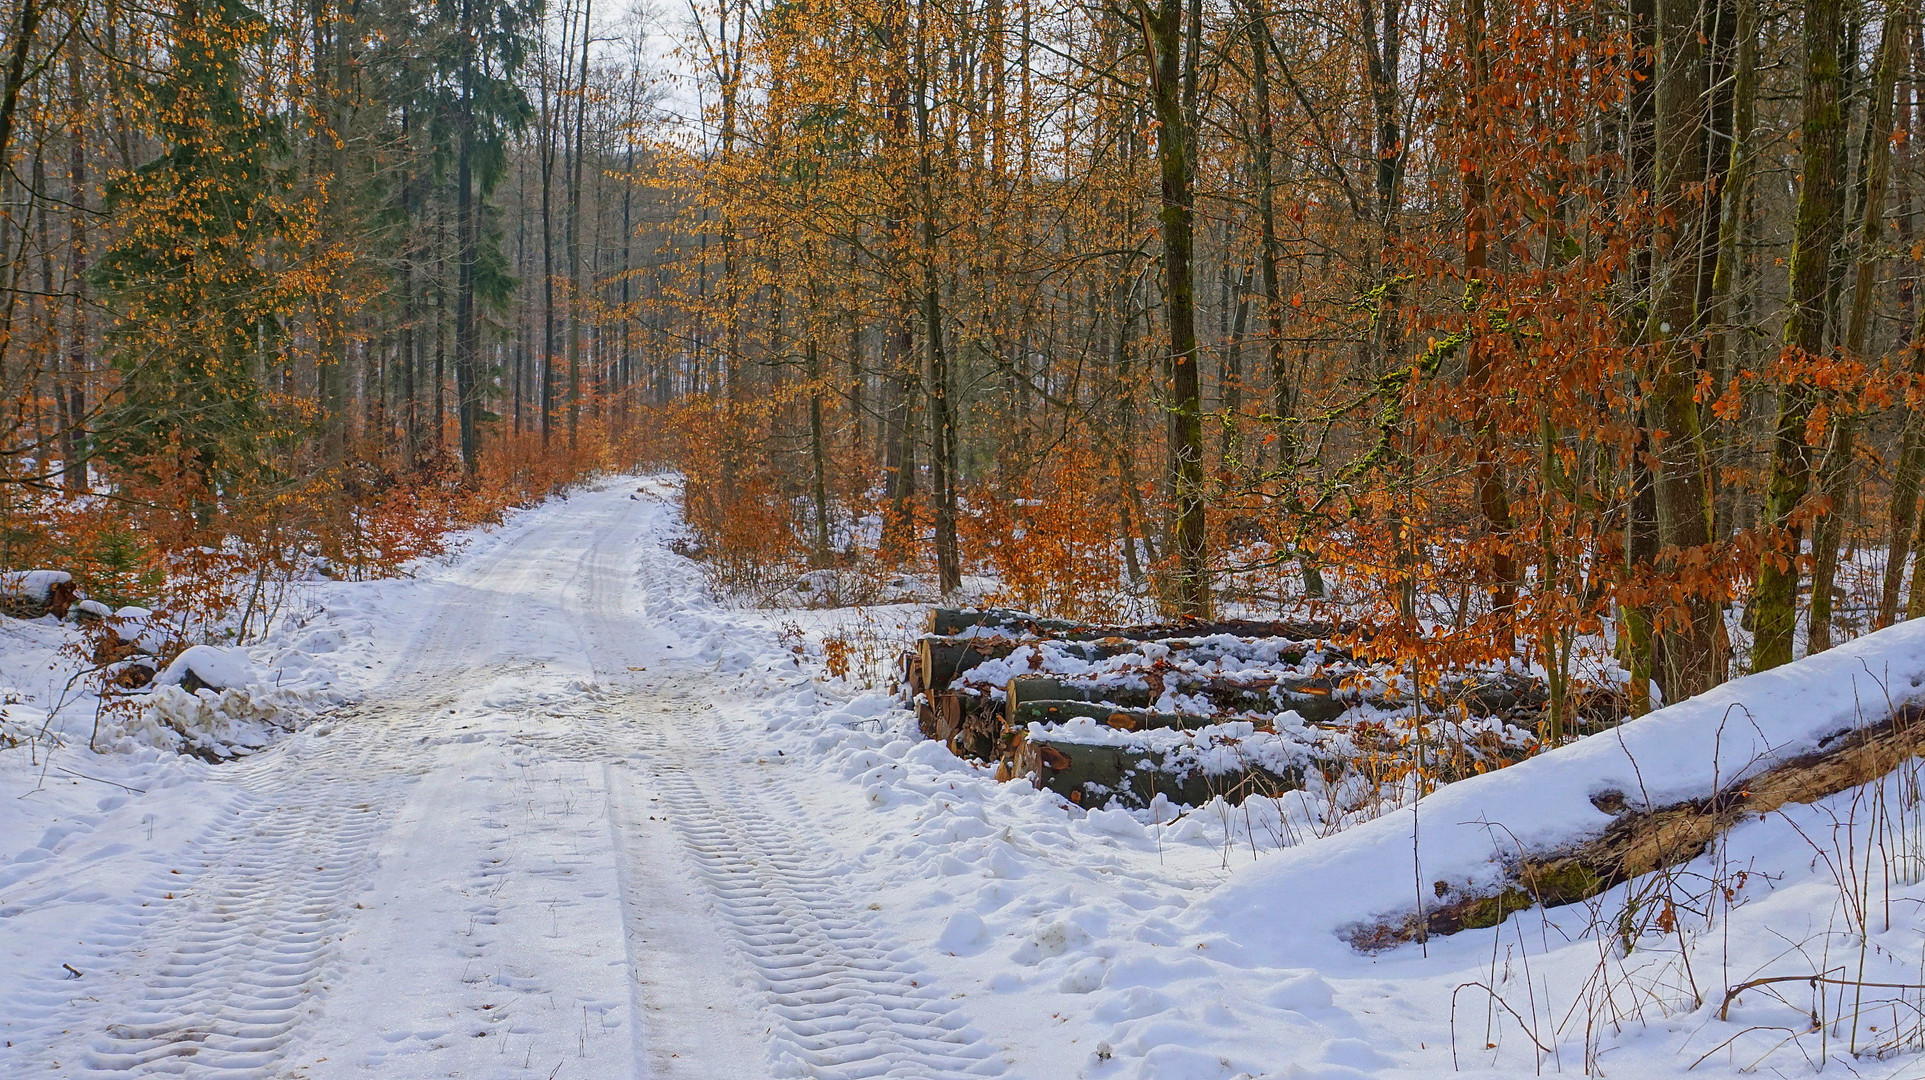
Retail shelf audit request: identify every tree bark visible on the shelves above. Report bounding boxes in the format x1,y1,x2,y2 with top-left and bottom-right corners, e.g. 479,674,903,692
912,14,962,595
1704,0,1757,537
1142,0,1209,618
0,0,41,382
564,0,592,452
1808,3,1909,652
1887,33,1925,627
1644,0,1725,695
1463,0,1516,650
806,322,832,560
1244,11,1320,596
1754,0,1848,671
538,50,558,446
454,0,483,471
61,49,86,491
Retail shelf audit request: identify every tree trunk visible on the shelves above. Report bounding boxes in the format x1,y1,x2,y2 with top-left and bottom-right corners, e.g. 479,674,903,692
453,0,482,472
1244,12,1319,596
1886,35,1925,627
1754,0,1848,671
1808,3,1909,652
539,60,558,445
0,0,43,380
1145,0,1209,618
925,279,961,594
807,332,832,560
1704,0,1758,537
1463,0,1516,650
877,3,918,560
564,0,592,452
1645,0,1725,695
318,0,350,467
911,21,962,596
1218,260,1248,461
60,50,85,491
400,145,421,463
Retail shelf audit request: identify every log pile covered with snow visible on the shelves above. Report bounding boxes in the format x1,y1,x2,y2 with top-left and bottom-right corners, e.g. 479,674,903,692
904,607,1558,810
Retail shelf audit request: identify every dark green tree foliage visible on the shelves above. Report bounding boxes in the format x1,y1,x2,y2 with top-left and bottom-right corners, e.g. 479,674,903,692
91,0,287,504
443,0,539,468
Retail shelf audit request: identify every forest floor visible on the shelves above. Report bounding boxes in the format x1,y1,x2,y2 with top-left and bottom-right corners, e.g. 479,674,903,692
2,477,1924,1080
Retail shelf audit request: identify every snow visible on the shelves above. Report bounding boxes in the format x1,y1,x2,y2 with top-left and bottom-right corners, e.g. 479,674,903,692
0,569,71,602
153,643,255,691
108,604,171,654
2,476,1923,1079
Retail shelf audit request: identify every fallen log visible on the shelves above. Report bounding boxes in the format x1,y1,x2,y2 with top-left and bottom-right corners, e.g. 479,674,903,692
0,570,77,619
942,689,1010,760
1006,673,1349,724
919,688,989,746
924,634,1347,695
916,698,942,740
928,607,1348,643
1002,671,1547,727
900,648,925,697
1009,699,1271,732
1018,734,1303,809
943,674,1328,762
917,635,1149,694
929,608,1084,637
916,635,1012,693
1347,703,1925,952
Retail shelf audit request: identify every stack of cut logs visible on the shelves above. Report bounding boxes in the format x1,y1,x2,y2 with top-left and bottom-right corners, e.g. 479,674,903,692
902,608,1555,811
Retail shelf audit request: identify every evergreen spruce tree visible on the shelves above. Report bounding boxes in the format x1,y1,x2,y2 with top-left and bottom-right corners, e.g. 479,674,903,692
92,0,288,519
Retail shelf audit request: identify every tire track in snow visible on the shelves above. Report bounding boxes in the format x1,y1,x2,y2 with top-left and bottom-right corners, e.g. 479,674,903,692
0,712,422,1079
79,741,393,1076
0,496,578,1078
567,484,1003,1077
607,709,1003,1080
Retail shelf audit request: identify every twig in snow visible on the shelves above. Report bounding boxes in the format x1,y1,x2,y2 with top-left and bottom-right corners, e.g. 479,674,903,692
53,767,146,793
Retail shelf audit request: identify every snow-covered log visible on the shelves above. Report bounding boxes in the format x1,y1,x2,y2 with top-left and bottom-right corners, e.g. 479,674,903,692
916,632,1342,696
155,645,256,694
1003,672,1551,729
1348,703,1925,950
0,570,76,619
1017,727,1304,808
1005,673,1348,723
1008,698,1272,732
927,607,1346,643
1192,618,1925,960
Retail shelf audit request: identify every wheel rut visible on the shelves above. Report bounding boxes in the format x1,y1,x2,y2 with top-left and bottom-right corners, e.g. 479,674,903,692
1,711,423,1079
593,703,1003,1080
0,500,562,1078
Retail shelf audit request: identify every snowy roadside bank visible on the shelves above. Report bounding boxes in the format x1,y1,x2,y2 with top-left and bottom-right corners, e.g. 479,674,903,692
679,515,1925,1076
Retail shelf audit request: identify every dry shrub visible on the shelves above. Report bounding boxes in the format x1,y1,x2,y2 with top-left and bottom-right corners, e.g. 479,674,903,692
671,397,809,598
823,633,854,679
967,442,1136,622
810,607,920,688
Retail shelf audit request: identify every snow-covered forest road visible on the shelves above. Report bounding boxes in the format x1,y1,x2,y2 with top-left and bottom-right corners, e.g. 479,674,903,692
0,480,1003,1079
